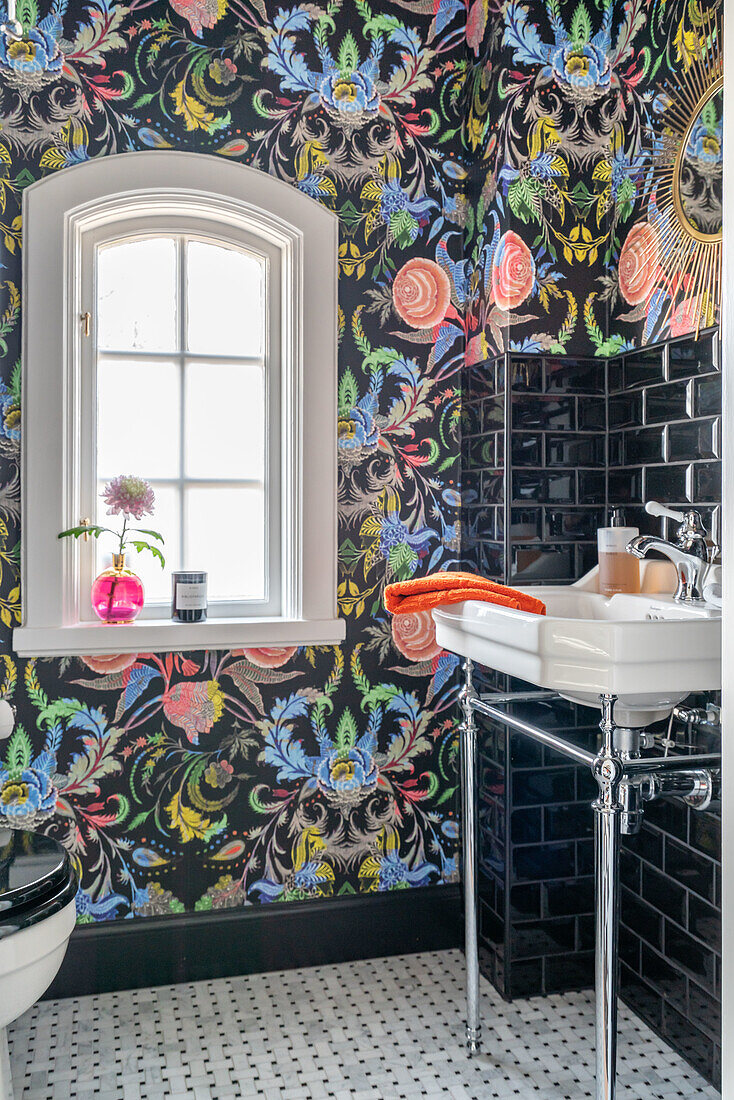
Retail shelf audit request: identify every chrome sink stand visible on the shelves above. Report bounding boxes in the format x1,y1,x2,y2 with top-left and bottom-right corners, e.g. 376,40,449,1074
458,658,721,1100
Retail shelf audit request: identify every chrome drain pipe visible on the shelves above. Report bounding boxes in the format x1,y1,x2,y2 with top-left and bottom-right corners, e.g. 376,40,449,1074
458,673,721,1100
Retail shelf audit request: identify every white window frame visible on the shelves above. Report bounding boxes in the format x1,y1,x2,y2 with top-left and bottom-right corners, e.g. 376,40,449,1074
14,151,344,656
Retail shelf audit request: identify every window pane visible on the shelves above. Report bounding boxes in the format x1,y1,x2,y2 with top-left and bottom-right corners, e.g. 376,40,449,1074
95,483,180,603
186,240,264,357
97,238,177,352
184,362,264,480
185,486,265,601
97,358,180,480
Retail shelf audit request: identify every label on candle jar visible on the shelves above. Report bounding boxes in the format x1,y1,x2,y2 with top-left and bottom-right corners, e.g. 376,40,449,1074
175,583,207,610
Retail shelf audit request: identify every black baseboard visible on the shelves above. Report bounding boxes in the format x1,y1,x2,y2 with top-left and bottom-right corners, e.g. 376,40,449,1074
46,885,461,999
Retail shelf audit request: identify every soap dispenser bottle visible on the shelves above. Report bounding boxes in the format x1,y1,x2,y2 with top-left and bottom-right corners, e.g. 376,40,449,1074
597,508,640,597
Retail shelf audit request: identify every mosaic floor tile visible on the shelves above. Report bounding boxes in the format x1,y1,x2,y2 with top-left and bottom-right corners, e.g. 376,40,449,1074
8,950,720,1099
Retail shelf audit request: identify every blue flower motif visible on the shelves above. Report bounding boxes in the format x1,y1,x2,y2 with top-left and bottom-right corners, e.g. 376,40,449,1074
0,381,20,443
317,745,378,804
378,509,433,565
372,849,438,891
686,115,723,167
0,19,64,79
338,394,380,461
319,69,380,126
75,886,127,923
0,764,56,825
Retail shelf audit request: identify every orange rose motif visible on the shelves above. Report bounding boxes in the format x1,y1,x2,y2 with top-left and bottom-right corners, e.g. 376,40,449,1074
162,680,224,745
81,653,138,674
391,610,442,662
393,257,451,329
491,231,535,311
240,646,298,669
618,222,659,306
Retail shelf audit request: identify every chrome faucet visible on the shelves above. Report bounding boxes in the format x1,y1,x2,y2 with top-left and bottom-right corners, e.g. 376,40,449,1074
626,501,710,603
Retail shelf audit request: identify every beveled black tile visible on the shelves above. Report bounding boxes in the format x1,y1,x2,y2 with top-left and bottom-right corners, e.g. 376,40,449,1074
688,979,722,1040
544,951,594,993
481,469,505,505
642,865,687,926
620,965,664,1030
507,957,543,998
624,426,664,465
578,396,606,430
689,812,721,861
643,799,688,842
511,768,577,807
509,882,541,921
608,468,643,503
665,921,717,990
644,379,690,424
461,399,483,437
688,895,721,952
693,460,722,501
482,394,505,430
544,357,604,394
645,463,687,502
512,545,574,582
466,434,496,469
511,433,542,467
642,942,689,1007
544,803,593,842
510,916,576,960
668,333,717,378
577,470,605,504
510,356,543,392
510,507,542,541
609,391,643,428
666,419,716,462
694,373,722,418
544,878,594,917
607,358,623,392
545,433,605,468
665,837,716,901
663,1001,718,1084
544,508,603,541
511,807,542,845
511,395,574,431
512,842,576,882
624,346,664,388
621,886,663,951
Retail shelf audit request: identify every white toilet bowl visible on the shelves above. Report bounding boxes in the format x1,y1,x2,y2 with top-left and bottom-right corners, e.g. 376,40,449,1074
0,830,77,1100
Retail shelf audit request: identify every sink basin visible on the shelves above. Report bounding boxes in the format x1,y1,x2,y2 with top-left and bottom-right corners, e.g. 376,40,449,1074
433,564,721,726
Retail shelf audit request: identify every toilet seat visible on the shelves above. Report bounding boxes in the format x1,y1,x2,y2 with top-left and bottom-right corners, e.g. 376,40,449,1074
0,830,76,937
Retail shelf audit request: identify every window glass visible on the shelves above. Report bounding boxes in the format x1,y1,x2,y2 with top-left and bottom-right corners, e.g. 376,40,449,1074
94,235,267,607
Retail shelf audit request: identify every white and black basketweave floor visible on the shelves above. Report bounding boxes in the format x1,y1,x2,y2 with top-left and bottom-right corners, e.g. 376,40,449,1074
8,949,720,1099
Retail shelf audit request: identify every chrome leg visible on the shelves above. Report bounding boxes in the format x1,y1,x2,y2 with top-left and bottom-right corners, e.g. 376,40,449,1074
459,658,480,1054
593,694,622,1100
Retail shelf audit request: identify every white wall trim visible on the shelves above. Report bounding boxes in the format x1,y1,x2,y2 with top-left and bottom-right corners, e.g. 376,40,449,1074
17,151,341,656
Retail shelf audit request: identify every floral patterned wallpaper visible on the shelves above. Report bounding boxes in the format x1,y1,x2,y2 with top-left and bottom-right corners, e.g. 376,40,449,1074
465,0,722,359
0,0,469,920
0,0,721,925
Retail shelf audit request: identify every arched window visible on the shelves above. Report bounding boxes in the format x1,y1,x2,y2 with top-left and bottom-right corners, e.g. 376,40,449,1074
15,152,343,656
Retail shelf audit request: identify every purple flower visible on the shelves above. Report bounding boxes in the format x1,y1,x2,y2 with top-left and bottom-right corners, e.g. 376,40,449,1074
103,475,156,520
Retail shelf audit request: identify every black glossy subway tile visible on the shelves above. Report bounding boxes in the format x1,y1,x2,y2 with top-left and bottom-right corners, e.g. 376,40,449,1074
512,842,576,882
545,433,605,468
461,399,483,437
510,507,542,541
620,848,641,892
644,379,690,425
668,332,717,378
607,432,623,466
544,950,594,993
693,460,722,501
510,732,543,768
479,541,505,578
688,979,722,1040
481,470,505,505
466,434,496,469
688,895,721,952
620,925,641,970
689,812,721,861
544,803,593,842
510,882,541,921
511,768,577,807
511,433,542,467
544,357,605,394
666,419,717,462
643,798,689,842
607,358,623,392
544,878,594,918
621,886,663,951
620,965,664,1031
510,356,543,392
642,865,687,927
641,943,689,1008
624,347,665,388
512,471,575,505
694,373,722,418
511,395,574,431
482,394,505,430
645,463,688,502
512,545,575,583
511,807,541,845
623,825,663,868
576,840,594,876
608,468,642,503
665,837,716,901
508,958,543,998
624,427,664,465
510,916,576,960
665,921,717,991
465,359,498,402
609,392,643,428
577,396,607,430
663,1002,718,1084
544,508,603,541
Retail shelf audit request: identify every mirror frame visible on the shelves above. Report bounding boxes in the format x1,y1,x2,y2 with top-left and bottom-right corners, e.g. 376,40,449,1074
673,75,724,246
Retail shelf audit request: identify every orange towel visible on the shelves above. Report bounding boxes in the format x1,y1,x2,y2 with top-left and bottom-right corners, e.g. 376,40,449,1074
384,571,546,616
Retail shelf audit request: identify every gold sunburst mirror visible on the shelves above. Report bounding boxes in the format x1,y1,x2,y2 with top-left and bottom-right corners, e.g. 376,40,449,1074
649,4,722,333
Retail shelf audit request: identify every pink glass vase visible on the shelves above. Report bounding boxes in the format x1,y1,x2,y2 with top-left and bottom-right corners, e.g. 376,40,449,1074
91,554,144,624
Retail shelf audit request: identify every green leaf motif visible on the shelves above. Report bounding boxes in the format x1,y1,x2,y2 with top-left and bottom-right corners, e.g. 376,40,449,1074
570,2,592,44
338,368,359,415
335,708,358,751
388,542,418,580
338,31,359,76
5,725,31,773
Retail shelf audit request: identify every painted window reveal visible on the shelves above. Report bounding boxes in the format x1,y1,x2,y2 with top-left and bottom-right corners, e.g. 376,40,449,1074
94,235,268,606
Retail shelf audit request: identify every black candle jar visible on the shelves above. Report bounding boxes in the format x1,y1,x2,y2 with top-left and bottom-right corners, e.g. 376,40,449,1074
172,571,208,622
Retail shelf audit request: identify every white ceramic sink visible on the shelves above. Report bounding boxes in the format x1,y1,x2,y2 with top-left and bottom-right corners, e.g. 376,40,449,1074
433,563,721,727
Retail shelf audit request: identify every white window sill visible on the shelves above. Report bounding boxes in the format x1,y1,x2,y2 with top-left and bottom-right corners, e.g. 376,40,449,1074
13,617,346,657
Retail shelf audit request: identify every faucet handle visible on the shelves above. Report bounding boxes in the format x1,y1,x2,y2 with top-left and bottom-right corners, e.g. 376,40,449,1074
645,501,686,523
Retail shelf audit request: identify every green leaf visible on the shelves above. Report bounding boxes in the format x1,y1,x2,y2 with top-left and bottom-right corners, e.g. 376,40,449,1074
570,2,591,43
58,524,108,540
6,725,31,772
129,541,165,568
335,708,358,751
338,368,359,415
337,31,359,76
388,542,418,580
389,209,418,248
130,527,165,543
